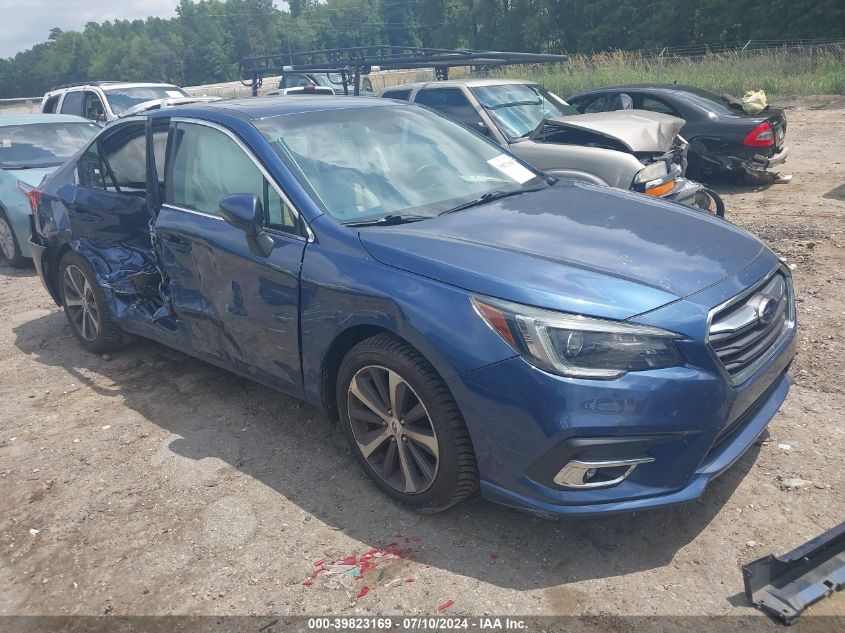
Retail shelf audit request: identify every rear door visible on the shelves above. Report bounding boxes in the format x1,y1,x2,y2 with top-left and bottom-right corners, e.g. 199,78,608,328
59,90,85,117
65,121,151,246
154,118,307,393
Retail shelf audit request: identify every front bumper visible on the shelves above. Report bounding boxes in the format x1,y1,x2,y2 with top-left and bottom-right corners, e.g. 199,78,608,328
662,176,705,206
447,255,796,517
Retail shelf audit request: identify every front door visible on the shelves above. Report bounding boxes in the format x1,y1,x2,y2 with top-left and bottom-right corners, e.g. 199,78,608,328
154,119,307,394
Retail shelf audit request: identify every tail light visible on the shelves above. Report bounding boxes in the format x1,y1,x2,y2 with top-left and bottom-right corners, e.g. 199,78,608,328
16,181,42,215
744,121,775,147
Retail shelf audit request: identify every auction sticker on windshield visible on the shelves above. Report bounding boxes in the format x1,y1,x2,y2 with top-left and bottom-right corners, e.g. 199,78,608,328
487,154,536,184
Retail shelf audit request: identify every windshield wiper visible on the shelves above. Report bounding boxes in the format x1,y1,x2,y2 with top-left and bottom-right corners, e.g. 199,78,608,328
344,214,430,227
439,186,546,216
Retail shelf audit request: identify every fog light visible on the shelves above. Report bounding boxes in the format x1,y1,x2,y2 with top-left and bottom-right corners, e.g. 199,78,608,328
553,456,655,489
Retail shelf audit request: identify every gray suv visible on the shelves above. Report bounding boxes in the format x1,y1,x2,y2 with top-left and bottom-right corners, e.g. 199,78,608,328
380,79,722,214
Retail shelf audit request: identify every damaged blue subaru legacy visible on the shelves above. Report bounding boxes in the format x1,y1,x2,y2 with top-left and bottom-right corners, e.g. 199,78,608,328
29,97,796,517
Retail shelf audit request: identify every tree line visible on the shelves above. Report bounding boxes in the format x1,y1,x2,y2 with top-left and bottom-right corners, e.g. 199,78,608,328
1,0,842,98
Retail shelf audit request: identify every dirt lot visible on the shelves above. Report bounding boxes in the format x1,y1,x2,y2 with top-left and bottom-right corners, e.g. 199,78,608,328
1,102,844,625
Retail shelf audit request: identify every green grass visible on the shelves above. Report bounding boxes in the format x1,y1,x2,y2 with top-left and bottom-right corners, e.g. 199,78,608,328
494,48,845,98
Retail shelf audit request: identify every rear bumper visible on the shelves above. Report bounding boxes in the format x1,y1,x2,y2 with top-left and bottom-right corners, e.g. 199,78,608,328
29,222,62,305
745,146,789,172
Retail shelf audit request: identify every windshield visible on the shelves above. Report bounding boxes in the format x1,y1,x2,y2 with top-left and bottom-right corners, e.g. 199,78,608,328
104,86,189,114
472,84,580,141
0,121,99,169
254,105,545,224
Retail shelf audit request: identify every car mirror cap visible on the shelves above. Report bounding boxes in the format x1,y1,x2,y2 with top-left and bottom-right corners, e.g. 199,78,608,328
219,193,263,235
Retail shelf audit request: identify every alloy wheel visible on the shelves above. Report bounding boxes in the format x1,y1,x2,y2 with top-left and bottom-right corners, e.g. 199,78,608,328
0,217,14,260
63,264,100,341
347,365,440,494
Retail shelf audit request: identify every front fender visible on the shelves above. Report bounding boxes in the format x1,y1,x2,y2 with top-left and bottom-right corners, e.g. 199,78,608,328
298,218,517,406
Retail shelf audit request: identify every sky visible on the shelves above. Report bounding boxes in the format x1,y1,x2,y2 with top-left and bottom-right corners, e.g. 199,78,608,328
1,0,182,57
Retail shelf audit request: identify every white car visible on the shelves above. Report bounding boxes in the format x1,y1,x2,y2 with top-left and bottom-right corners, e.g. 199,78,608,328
41,82,194,124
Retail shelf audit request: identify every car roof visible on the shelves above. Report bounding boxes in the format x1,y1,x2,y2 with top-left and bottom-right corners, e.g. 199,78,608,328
99,82,183,91
153,95,399,121
47,82,183,94
0,113,93,126
575,84,712,95
381,78,538,92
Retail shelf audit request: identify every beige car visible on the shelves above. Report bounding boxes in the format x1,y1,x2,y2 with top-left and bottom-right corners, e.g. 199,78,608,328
379,78,724,214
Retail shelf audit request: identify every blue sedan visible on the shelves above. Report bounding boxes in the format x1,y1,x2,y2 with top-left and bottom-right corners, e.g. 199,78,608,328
28,97,795,516
0,114,98,267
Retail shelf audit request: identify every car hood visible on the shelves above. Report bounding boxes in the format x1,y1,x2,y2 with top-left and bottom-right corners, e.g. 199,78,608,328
7,166,57,188
534,110,685,153
358,181,766,320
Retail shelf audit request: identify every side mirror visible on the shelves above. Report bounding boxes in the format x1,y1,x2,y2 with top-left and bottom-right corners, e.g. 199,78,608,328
219,193,274,257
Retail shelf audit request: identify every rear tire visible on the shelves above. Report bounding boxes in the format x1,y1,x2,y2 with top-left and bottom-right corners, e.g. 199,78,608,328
336,333,479,513
0,209,28,268
59,250,126,354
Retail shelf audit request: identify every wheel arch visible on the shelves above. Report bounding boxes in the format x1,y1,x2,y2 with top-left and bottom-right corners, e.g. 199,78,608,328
319,324,451,425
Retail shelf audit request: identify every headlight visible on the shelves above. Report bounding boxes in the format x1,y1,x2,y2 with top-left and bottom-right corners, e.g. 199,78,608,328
633,161,668,186
634,161,677,198
472,295,684,379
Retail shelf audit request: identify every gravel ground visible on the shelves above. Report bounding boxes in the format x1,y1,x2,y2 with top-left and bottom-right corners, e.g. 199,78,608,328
1,103,843,625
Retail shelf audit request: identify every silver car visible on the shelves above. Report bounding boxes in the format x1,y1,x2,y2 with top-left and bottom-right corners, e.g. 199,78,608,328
379,79,722,214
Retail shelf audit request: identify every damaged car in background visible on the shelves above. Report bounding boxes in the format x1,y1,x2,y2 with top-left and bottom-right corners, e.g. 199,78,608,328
567,84,789,184
380,79,724,216
28,96,795,516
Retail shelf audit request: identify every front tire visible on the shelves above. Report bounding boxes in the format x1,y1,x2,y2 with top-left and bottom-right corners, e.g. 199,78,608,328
336,334,479,512
59,250,126,354
0,209,28,268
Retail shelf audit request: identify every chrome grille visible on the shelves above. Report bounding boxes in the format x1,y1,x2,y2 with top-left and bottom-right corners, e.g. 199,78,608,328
708,270,794,384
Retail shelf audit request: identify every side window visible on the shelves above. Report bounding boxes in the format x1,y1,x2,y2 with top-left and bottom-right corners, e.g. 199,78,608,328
383,89,411,101
60,91,84,117
640,96,680,117
579,95,609,113
282,74,312,89
83,91,106,122
77,144,110,189
100,123,147,190
42,95,59,113
166,123,300,235
415,88,484,129
78,122,147,192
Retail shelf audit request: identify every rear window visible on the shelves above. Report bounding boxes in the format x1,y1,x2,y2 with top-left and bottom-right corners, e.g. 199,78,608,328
0,121,99,169
675,88,740,115
382,89,411,101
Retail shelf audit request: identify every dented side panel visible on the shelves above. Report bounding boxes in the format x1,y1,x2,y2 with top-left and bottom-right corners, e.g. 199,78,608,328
64,186,151,246
154,205,306,394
